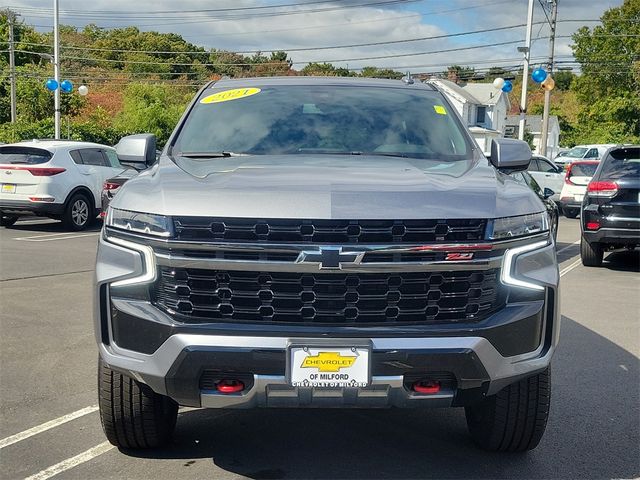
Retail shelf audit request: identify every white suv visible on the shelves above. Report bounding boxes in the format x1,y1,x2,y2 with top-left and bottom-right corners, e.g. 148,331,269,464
555,144,616,166
0,140,125,230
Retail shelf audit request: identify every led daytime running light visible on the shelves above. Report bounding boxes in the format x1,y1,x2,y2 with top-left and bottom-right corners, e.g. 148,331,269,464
108,236,156,287
501,240,548,291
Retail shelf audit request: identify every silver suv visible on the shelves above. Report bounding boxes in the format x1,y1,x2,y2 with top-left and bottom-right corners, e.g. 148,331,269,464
95,77,559,452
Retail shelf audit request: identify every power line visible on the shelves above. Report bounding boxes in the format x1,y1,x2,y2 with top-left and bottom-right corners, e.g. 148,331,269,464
51,39,528,66
22,0,512,33
11,0,422,23
12,0,400,16
537,0,552,27
14,23,530,55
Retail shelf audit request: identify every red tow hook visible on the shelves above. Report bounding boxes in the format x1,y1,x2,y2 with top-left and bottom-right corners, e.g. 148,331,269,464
215,379,245,394
412,380,441,394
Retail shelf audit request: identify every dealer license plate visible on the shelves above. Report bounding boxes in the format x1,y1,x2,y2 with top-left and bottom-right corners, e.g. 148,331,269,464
290,346,370,388
1,183,16,194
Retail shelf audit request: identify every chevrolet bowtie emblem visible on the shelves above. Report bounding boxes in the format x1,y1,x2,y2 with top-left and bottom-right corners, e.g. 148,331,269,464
300,351,357,372
296,247,364,270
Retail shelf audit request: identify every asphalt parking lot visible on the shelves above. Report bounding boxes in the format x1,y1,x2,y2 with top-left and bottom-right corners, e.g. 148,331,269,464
0,216,638,480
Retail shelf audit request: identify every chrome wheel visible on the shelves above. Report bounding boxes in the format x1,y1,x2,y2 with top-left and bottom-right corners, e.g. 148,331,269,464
71,199,89,226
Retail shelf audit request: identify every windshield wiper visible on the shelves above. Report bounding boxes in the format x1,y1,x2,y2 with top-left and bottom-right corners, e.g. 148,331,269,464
176,151,246,158
363,152,410,158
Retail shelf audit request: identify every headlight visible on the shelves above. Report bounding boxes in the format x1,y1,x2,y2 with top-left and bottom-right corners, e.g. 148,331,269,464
105,207,172,237
487,212,549,240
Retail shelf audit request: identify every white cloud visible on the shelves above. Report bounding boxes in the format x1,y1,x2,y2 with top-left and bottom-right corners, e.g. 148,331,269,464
11,0,623,73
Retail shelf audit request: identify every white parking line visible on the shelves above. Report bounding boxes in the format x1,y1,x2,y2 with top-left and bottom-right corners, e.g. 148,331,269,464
13,232,99,242
24,442,114,480
560,258,582,277
0,405,98,449
15,219,55,225
557,240,580,255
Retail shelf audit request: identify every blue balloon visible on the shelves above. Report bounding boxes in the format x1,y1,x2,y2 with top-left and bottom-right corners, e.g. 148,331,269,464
501,80,513,93
45,79,58,91
532,68,547,83
60,80,73,93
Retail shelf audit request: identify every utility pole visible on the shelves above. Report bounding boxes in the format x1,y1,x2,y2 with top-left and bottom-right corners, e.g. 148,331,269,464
518,0,535,141
7,9,18,124
540,0,558,157
53,0,61,139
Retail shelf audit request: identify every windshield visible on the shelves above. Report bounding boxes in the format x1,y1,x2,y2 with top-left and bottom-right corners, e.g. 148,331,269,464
565,147,588,158
569,163,598,177
172,85,472,161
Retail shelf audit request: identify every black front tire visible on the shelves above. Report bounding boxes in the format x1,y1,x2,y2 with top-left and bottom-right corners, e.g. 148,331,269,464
465,368,551,452
563,208,579,219
0,214,19,227
581,237,604,267
63,194,92,231
98,360,178,449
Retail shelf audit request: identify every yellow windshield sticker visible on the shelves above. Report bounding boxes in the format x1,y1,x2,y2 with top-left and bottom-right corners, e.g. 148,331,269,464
434,105,447,115
200,88,261,104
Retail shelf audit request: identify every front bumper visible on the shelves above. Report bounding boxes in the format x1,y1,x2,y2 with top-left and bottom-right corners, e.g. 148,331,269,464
99,329,555,408
95,231,560,408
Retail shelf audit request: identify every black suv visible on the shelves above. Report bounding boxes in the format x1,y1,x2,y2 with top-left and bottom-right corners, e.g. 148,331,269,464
95,77,559,452
580,145,640,266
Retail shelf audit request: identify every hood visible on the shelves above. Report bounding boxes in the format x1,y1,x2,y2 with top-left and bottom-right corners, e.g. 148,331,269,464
111,154,544,219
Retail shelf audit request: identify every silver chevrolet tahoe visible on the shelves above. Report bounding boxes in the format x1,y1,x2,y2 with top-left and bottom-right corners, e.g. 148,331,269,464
95,77,559,452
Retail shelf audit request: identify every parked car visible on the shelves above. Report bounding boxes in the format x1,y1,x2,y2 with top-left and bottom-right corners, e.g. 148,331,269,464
0,140,125,230
96,77,559,452
555,144,616,167
527,154,564,202
558,160,600,218
511,169,559,240
580,145,640,267
100,168,139,217
99,136,158,216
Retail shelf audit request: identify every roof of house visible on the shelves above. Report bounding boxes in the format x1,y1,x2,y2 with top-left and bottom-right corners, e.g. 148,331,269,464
506,115,559,133
462,83,503,105
429,79,508,108
468,126,502,134
429,79,479,104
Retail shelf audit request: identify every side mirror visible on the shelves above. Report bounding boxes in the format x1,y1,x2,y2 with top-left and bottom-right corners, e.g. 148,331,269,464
115,134,157,169
489,138,532,171
543,188,555,199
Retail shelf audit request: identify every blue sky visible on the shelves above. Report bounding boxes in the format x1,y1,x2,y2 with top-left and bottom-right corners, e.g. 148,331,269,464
9,0,623,74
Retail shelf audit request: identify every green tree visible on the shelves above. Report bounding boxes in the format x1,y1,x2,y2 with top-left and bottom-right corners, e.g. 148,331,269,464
0,65,85,123
0,10,52,67
570,0,640,142
360,66,403,79
485,67,509,81
301,62,337,76
0,118,130,144
553,71,575,91
114,83,191,146
447,65,475,81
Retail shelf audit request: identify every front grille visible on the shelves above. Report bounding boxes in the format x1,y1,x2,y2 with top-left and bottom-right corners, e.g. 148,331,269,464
154,267,504,325
172,217,487,244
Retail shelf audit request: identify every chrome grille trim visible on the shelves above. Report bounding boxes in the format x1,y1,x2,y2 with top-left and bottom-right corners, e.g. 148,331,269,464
172,217,488,244
154,252,502,273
